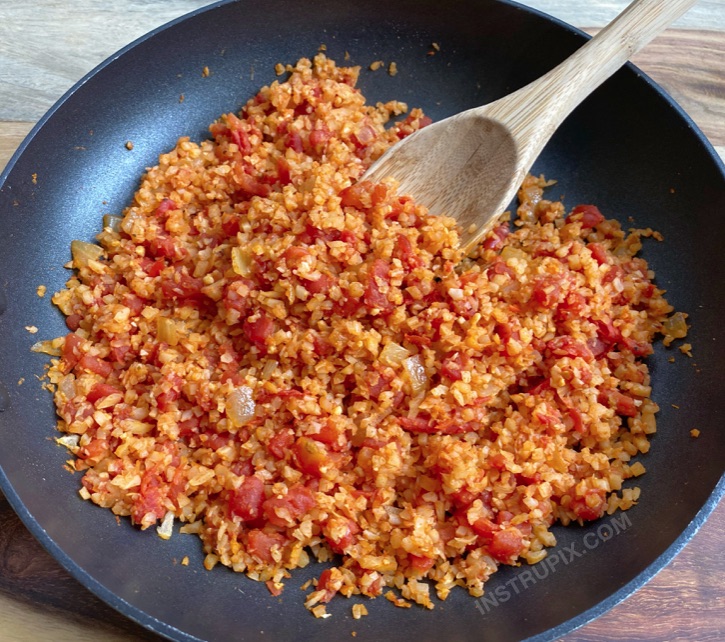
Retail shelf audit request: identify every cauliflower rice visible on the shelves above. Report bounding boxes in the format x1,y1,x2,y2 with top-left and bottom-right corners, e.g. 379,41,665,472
43,54,681,613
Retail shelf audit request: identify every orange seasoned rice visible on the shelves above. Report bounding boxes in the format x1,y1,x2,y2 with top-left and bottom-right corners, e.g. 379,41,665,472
43,54,681,612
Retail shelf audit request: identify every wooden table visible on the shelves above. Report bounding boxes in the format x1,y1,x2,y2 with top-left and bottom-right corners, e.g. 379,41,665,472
1,2,723,640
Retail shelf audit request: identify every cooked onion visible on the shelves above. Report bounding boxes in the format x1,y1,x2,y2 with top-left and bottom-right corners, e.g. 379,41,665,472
71,240,104,268
57,374,77,400
380,342,410,367
231,247,254,277
157,316,179,346
226,385,255,427
31,339,62,356
662,311,688,347
156,511,174,540
403,355,427,395
102,215,124,233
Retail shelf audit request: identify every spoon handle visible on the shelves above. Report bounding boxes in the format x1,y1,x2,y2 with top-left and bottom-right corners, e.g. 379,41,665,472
484,0,698,166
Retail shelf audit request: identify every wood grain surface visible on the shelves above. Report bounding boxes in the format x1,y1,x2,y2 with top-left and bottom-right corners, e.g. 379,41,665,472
0,1,723,641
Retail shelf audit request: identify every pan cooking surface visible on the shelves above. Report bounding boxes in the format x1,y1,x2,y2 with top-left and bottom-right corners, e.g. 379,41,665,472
0,1,723,640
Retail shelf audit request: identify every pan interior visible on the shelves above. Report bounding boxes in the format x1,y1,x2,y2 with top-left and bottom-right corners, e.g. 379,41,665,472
0,1,723,641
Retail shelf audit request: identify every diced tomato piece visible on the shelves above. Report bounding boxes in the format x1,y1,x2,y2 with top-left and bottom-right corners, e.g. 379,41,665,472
230,459,254,477
77,355,112,378
268,428,295,459
229,475,266,522
285,132,304,153
571,204,605,228
178,416,201,439
451,294,479,319
316,568,340,602
489,527,524,563
599,389,638,417
567,407,585,434
221,213,241,237
223,279,254,315
147,233,178,259
619,337,653,357
409,554,436,573
546,336,594,361
230,128,251,155
324,518,361,554
65,314,82,331
339,182,368,209
311,422,345,452
482,224,511,251
236,172,271,198
489,453,508,471
334,292,363,317
398,415,472,435
124,293,146,316
155,198,177,219
569,489,607,521
309,125,331,153
79,437,109,462
515,472,543,486
364,259,394,313
588,242,609,265
87,383,122,404
487,258,514,279
161,270,206,303
109,344,131,364
370,183,388,206
531,275,565,310
243,313,275,351
450,488,479,509
470,517,498,543
263,485,316,527
339,180,386,209
62,333,84,371
303,273,334,294
395,234,422,269
440,352,469,381
351,124,377,149
595,319,621,344
130,470,166,527
587,336,609,358
276,157,291,185
283,246,309,268
246,529,286,564
201,430,231,451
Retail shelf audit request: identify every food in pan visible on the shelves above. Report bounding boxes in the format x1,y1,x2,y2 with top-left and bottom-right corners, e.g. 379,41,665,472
41,55,682,615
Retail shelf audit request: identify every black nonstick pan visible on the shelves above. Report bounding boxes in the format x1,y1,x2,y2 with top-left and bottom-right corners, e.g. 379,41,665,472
0,1,723,641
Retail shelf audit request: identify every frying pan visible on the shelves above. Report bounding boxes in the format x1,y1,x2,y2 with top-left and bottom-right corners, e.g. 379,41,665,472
0,1,723,640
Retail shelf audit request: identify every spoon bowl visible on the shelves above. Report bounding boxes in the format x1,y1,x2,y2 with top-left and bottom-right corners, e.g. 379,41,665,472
363,0,697,253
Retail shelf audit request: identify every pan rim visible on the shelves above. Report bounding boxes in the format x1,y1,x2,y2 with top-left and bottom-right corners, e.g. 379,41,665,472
0,1,723,641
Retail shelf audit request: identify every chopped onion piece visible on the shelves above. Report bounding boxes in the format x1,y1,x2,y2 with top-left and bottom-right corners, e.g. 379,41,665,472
56,434,80,450
157,511,175,540
380,342,410,367
102,215,124,233
231,247,254,277
226,385,255,427
58,375,77,400
261,359,278,380
500,246,526,262
120,209,144,235
403,355,427,395
662,311,688,347
31,339,61,356
71,240,104,268
157,317,179,346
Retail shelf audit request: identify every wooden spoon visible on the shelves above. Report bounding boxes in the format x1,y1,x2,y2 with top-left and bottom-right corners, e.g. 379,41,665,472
362,0,697,254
